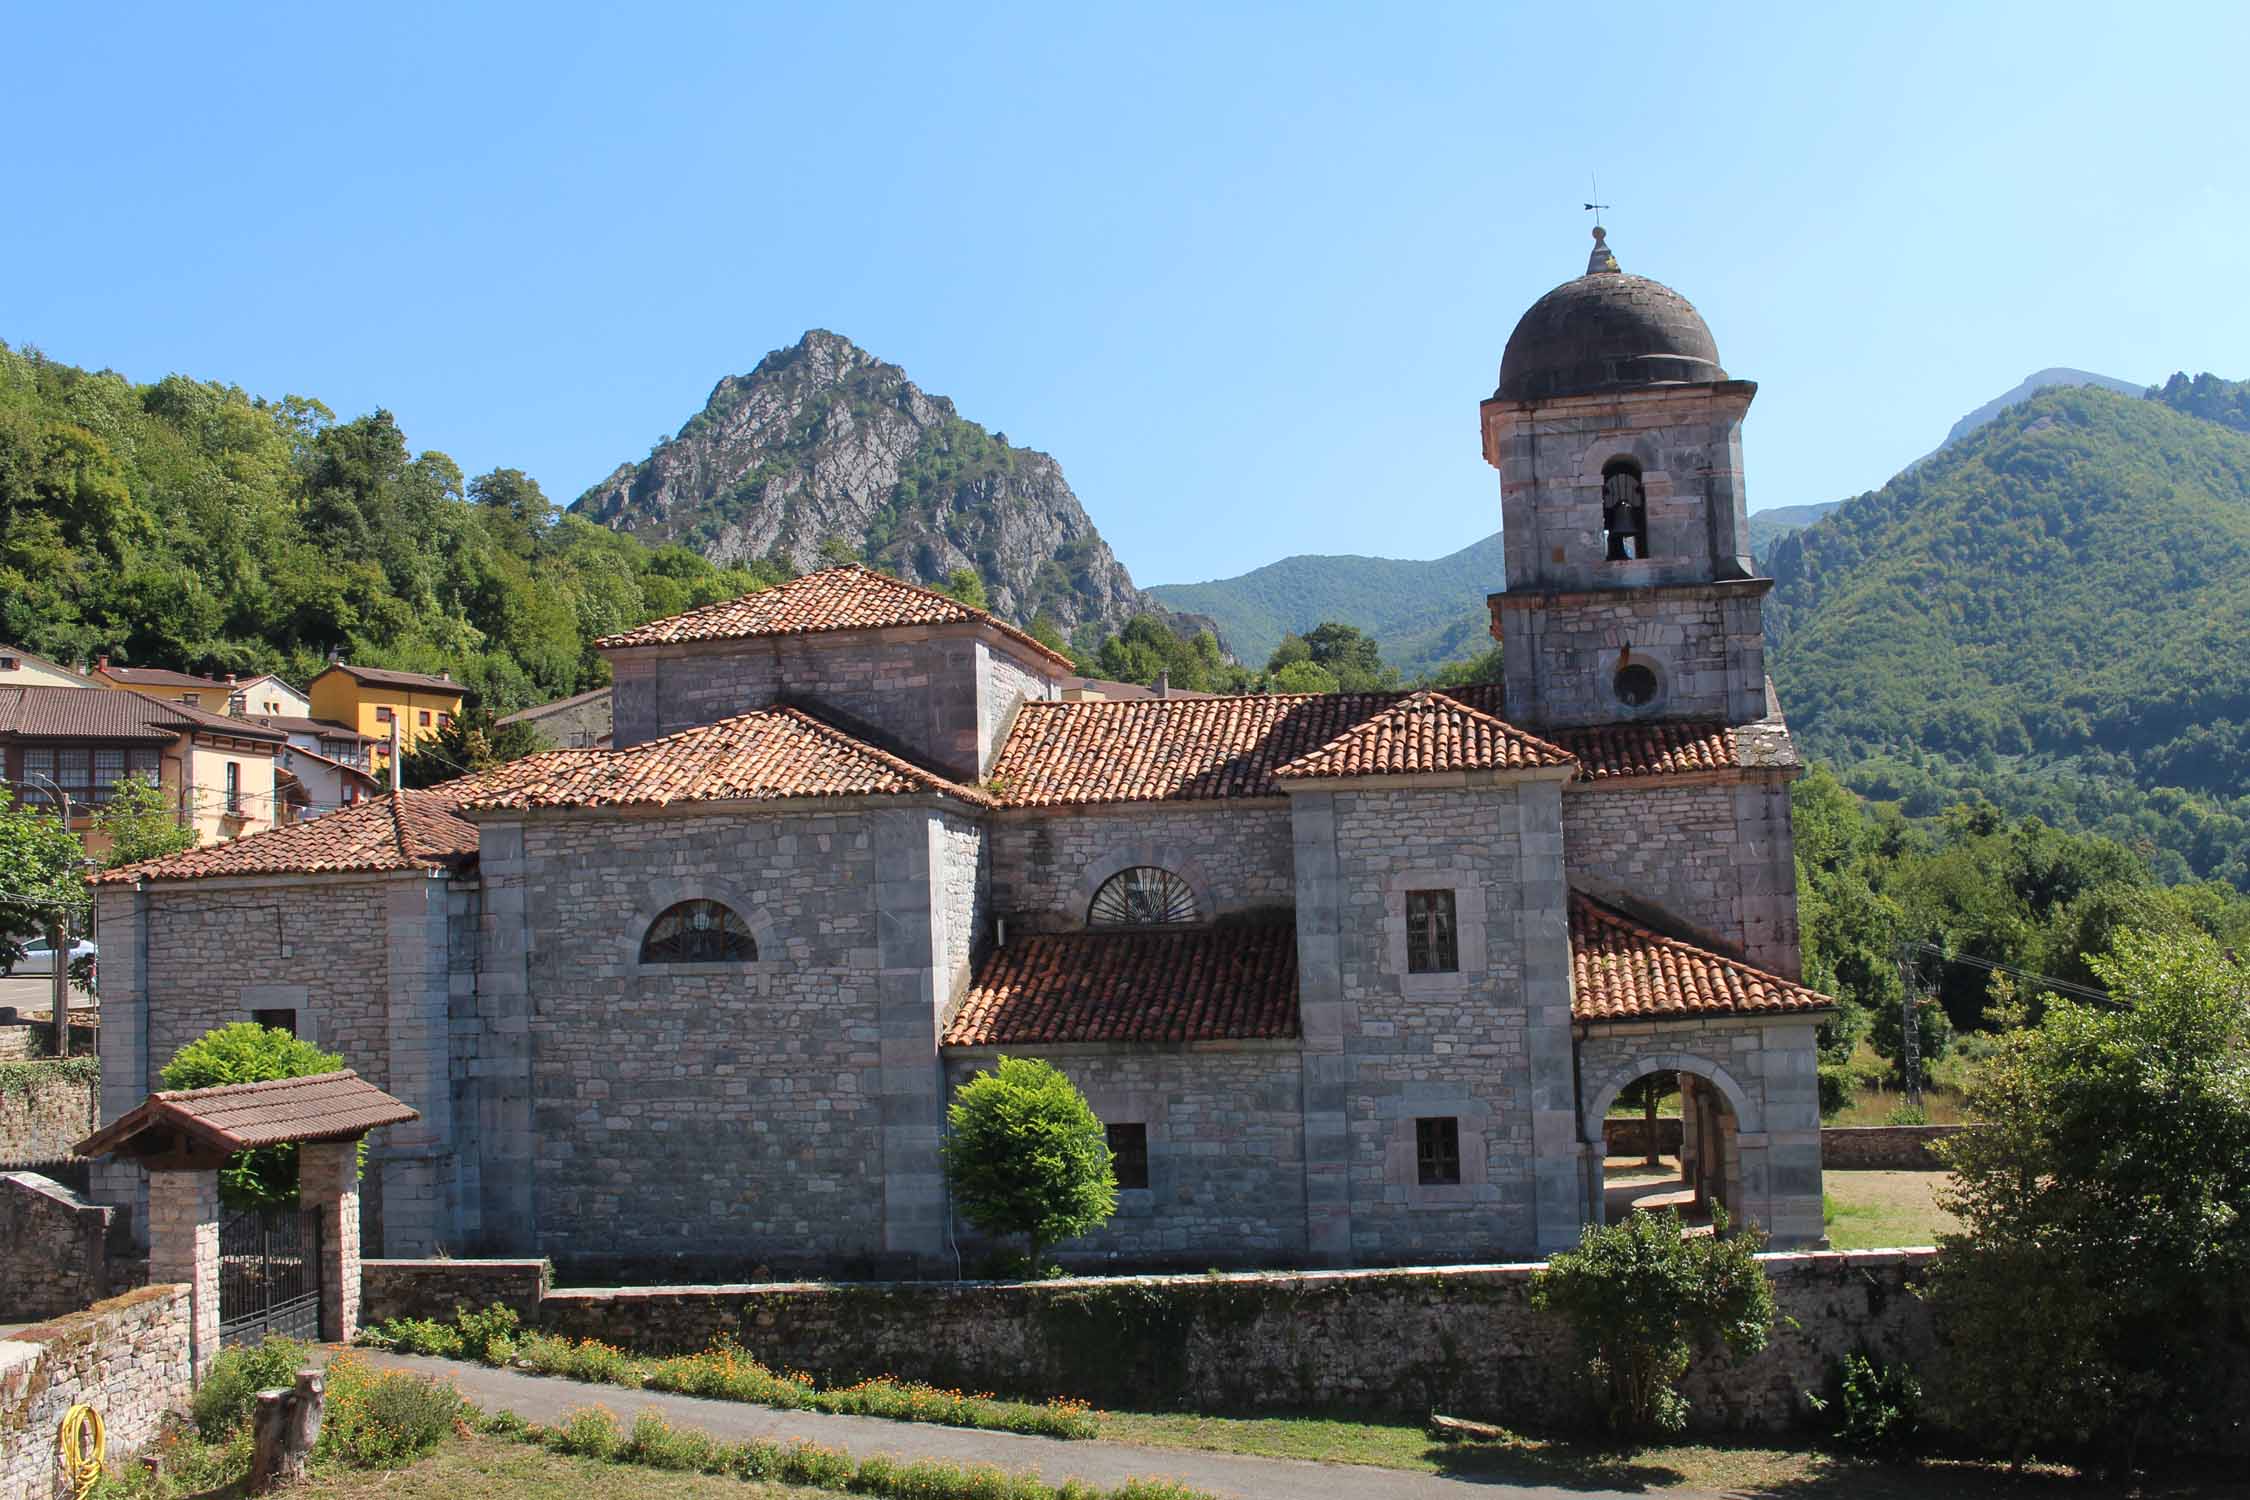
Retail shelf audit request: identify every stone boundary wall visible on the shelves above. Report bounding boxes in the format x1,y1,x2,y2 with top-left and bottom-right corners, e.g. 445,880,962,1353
0,1058,100,1166
362,1259,550,1324
1600,1116,1685,1158
0,1285,191,1498
1821,1124,1966,1170
0,1172,115,1321
364,1251,1935,1433
0,1015,100,1062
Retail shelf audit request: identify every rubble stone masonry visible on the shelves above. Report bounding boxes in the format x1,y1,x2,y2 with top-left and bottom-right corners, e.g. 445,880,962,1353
0,1285,192,1498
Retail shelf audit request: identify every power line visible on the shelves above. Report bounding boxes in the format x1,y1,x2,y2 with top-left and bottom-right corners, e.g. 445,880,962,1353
1904,939,2120,1008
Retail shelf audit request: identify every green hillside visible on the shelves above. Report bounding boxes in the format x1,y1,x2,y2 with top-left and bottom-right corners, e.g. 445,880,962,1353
1765,382,2250,886
0,342,780,716
1149,534,1503,674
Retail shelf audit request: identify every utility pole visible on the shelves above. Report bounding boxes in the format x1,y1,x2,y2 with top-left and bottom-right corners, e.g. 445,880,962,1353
389,713,403,793
1895,944,1924,1111
25,771,73,1059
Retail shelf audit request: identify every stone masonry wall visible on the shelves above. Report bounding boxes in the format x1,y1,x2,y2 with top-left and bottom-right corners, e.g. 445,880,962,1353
0,1059,98,1166
0,1171,114,1320
515,807,893,1275
938,814,987,1002
1563,778,1800,976
990,804,1294,932
1499,588,1768,728
942,1044,1308,1267
359,1252,1935,1436
979,641,1060,777
1822,1124,1967,1171
0,1285,192,1498
1317,781,1577,1261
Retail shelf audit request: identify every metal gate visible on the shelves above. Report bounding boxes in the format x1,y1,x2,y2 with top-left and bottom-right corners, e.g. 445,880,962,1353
218,1208,323,1346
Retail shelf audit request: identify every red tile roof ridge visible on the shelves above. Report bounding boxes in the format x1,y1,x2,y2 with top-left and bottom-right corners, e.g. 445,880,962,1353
1271,688,1577,781
1569,890,1834,1021
594,564,1075,671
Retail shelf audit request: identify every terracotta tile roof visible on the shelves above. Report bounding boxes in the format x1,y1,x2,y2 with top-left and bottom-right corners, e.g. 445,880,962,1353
250,715,376,742
990,691,1411,806
1550,721,1739,780
459,706,988,811
1569,893,1833,1021
84,777,518,884
945,925,1300,1046
1273,690,1574,781
0,685,284,743
594,564,1074,670
76,1070,416,1159
316,663,463,694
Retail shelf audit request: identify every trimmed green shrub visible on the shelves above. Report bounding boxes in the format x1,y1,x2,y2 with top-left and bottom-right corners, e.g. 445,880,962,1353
940,1055,1116,1266
158,1022,355,1208
1531,1209,1776,1436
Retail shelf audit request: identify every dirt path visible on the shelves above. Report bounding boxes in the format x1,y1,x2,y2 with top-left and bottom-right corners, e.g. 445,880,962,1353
352,1350,1688,1500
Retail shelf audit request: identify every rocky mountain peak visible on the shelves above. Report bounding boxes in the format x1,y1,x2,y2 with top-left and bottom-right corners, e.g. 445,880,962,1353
572,330,1166,642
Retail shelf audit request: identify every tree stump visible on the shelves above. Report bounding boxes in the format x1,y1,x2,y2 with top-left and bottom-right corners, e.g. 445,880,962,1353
248,1369,325,1493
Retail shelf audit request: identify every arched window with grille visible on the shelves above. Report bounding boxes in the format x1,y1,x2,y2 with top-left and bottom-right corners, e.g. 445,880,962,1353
1088,867,1198,927
640,900,758,964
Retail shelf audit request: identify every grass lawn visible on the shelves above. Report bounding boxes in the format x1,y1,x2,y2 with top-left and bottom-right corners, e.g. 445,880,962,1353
1094,1409,2229,1497
1822,1169,1959,1249
127,1432,836,1498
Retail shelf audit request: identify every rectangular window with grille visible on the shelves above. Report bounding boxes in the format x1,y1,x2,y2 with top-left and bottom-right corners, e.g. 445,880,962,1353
93,749,124,804
1416,1117,1462,1186
225,761,241,814
1406,889,1458,974
1106,1123,1149,1190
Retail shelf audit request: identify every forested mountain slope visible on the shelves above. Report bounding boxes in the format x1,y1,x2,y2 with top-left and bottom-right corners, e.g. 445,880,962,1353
0,341,775,715
573,330,1169,641
1765,383,2250,885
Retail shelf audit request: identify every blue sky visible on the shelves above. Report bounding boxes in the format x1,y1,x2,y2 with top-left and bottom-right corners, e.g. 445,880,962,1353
7,4,2245,588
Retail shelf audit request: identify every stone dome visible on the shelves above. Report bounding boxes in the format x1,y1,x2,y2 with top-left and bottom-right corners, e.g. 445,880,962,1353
1495,230,1724,403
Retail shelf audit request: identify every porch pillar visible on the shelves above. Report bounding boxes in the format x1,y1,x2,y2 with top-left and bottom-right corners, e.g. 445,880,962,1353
147,1169,220,1383
300,1141,361,1344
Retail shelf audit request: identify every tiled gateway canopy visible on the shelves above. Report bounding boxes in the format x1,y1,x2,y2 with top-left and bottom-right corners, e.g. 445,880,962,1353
594,564,1074,669
1569,893,1833,1021
77,1071,416,1158
945,925,1300,1045
1272,690,1574,781
460,706,988,811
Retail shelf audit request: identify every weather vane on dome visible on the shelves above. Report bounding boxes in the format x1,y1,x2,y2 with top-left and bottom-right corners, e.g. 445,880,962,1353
1583,176,1609,231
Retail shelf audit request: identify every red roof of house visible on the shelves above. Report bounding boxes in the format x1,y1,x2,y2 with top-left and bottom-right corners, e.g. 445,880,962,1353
76,1070,416,1158
95,666,228,690
458,706,988,811
88,786,487,884
1569,893,1833,1021
944,925,1301,1046
593,564,1074,670
1548,721,1740,780
1272,690,1574,781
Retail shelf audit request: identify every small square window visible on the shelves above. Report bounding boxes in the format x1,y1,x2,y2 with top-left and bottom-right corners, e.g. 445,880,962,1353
375,706,394,724
1406,889,1458,974
252,1008,297,1037
418,710,431,727
1106,1123,1149,1190
1416,1117,1461,1186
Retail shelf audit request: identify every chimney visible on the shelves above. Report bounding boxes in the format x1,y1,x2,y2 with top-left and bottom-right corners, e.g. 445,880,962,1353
440,670,451,682
226,672,238,685
328,648,342,664
1154,670,1169,700
97,654,110,671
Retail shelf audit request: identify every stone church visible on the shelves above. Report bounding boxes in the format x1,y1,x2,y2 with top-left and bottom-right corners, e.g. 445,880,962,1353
90,229,1830,1275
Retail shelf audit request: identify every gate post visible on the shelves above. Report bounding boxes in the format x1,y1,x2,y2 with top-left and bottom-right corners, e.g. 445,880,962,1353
300,1142,361,1344
148,1168,221,1383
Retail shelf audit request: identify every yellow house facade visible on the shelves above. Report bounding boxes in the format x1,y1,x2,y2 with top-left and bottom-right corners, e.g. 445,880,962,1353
306,663,465,770
0,645,93,692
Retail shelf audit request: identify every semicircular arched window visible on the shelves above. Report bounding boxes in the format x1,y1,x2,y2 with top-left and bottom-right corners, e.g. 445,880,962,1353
640,900,757,964
1089,867,1198,928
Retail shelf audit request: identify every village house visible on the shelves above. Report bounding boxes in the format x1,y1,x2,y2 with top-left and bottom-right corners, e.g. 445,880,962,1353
2,686,288,857
306,662,465,773
87,230,1830,1275
0,644,94,692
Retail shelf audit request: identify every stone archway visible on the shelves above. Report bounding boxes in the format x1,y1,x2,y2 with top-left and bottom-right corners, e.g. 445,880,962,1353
1580,1052,1764,1236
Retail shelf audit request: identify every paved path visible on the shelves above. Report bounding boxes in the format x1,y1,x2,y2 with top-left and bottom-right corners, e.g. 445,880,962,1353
353,1351,1679,1500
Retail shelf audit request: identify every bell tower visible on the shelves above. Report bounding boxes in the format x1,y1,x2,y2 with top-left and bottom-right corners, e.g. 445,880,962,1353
1479,229,1770,729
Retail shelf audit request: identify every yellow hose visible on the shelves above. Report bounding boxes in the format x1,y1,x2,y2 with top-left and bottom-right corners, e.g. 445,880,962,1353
58,1402,105,1498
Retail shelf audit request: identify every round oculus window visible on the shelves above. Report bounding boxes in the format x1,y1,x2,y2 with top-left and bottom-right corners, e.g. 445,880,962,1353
1613,663,1659,707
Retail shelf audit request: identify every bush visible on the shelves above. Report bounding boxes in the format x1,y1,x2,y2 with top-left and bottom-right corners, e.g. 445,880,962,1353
551,1405,622,1459
1531,1209,1776,1436
318,1354,462,1469
361,1316,465,1358
940,1055,1117,1263
191,1338,311,1440
1811,1352,1924,1454
1816,1061,1855,1119
158,1022,353,1208
454,1301,521,1363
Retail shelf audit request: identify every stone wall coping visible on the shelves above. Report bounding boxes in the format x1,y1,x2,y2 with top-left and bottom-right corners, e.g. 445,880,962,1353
370,1247,1938,1305
1822,1124,1967,1139
1,1169,99,1211
11,1282,187,1345
363,1258,550,1272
